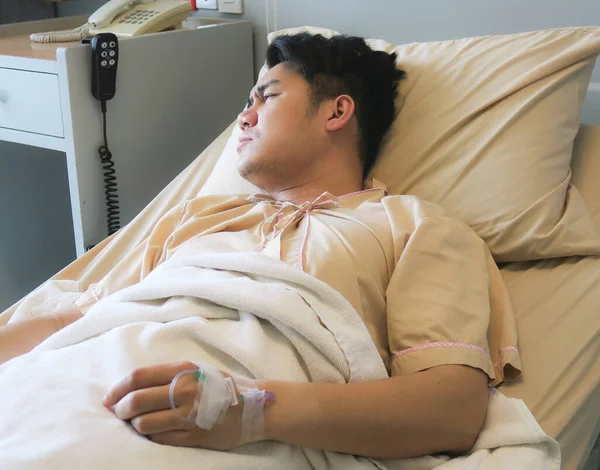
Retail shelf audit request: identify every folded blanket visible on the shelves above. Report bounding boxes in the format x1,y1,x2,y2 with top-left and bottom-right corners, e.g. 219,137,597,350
0,253,560,469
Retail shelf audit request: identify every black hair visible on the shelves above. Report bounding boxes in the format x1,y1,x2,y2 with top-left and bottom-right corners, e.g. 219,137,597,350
266,33,406,177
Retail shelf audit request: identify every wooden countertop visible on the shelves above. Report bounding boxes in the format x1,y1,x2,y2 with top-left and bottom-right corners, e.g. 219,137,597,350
0,34,80,62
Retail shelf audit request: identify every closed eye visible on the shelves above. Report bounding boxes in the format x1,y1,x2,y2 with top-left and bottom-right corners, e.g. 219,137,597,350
245,93,278,110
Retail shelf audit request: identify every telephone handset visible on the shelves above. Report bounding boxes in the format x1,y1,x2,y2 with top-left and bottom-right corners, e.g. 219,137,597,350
30,0,192,43
88,0,192,37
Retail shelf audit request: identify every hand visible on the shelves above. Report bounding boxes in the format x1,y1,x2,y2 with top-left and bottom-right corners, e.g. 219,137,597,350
102,361,252,450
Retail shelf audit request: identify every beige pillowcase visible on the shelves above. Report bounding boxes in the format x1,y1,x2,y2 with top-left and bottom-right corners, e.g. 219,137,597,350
200,26,600,262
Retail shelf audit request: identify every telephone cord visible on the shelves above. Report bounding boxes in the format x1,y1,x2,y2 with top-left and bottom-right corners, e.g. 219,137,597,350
100,100,121,237
30,24,90,43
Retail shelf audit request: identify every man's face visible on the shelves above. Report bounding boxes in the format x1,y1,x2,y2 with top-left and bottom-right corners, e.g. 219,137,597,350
236,63,325,191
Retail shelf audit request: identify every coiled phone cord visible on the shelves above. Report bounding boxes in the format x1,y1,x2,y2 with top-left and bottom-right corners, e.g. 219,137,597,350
30,24,90,43
100,100,121,237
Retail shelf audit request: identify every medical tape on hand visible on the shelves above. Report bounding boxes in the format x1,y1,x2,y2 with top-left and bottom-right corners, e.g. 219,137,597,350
193,363,231,430
240,389,266,443
169,362,274,441
167,365,230,428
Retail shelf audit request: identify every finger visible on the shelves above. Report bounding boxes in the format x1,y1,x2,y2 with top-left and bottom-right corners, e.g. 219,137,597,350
130,408,196,435
113,384,170,420
103,361,198,407
114,375,199,420
149,430,195,447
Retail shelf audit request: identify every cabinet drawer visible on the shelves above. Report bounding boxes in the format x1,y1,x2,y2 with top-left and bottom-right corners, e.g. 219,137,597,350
0,68,63,138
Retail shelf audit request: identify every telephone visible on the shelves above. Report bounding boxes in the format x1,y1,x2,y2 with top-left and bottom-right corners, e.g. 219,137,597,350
30,0,192,43
88,0,192,37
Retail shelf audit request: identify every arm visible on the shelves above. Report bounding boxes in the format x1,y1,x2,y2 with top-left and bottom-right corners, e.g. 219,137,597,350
103,361,489,457
0,302,82,365
259,364,489,459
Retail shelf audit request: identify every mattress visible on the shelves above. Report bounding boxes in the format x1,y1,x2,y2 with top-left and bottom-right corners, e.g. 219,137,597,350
497,124,600,470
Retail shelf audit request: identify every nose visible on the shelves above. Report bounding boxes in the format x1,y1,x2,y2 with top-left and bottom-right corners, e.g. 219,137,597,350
237,105,257,130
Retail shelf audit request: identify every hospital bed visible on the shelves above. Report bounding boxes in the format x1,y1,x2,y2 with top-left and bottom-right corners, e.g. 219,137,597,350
1,25,599,470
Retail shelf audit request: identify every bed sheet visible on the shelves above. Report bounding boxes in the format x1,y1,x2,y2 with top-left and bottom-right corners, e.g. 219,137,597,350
497,255,600,470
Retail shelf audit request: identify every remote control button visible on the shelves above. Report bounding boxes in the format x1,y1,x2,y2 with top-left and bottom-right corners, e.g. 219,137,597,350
109,41,116,48
109,50,116,57
109,59,116,66
101,60,108,67
101,51,108,58
101,43,107,49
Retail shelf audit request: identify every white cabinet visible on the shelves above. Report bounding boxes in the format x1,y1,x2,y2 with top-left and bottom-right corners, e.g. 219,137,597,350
0,16,253,256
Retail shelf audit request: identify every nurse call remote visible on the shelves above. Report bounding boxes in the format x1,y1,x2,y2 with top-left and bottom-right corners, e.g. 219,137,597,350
84,32,119,102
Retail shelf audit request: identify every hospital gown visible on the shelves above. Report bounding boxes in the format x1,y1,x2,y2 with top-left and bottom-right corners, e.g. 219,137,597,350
68,180,521,385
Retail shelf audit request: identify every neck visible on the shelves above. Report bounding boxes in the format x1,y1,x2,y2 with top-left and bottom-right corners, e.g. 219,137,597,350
269,171,364,204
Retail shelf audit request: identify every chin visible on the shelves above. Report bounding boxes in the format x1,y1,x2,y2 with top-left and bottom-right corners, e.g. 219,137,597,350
238,168,276,192
237,157,254,180
238,151,262,177
237,161,261,187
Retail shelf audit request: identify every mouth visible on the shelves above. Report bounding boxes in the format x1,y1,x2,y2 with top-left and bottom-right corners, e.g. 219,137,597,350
236,137,252,153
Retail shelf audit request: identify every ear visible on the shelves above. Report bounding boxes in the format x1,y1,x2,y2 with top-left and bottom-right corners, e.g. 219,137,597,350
324,95,356,132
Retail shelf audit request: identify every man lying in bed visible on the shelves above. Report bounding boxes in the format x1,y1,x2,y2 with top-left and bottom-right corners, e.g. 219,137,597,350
0,33,520,460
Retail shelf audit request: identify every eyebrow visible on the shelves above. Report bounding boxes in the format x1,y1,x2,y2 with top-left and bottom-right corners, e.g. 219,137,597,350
246,79,281,107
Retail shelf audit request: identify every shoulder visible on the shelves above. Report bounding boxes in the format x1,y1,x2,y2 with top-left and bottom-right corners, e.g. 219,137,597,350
379,194,453,230
379,194,482,244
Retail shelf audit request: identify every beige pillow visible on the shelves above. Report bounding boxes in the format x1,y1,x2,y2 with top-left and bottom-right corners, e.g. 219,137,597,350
200,26,600,262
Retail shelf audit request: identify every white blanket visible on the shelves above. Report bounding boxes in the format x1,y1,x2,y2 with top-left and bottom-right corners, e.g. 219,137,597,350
0,253,560,470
